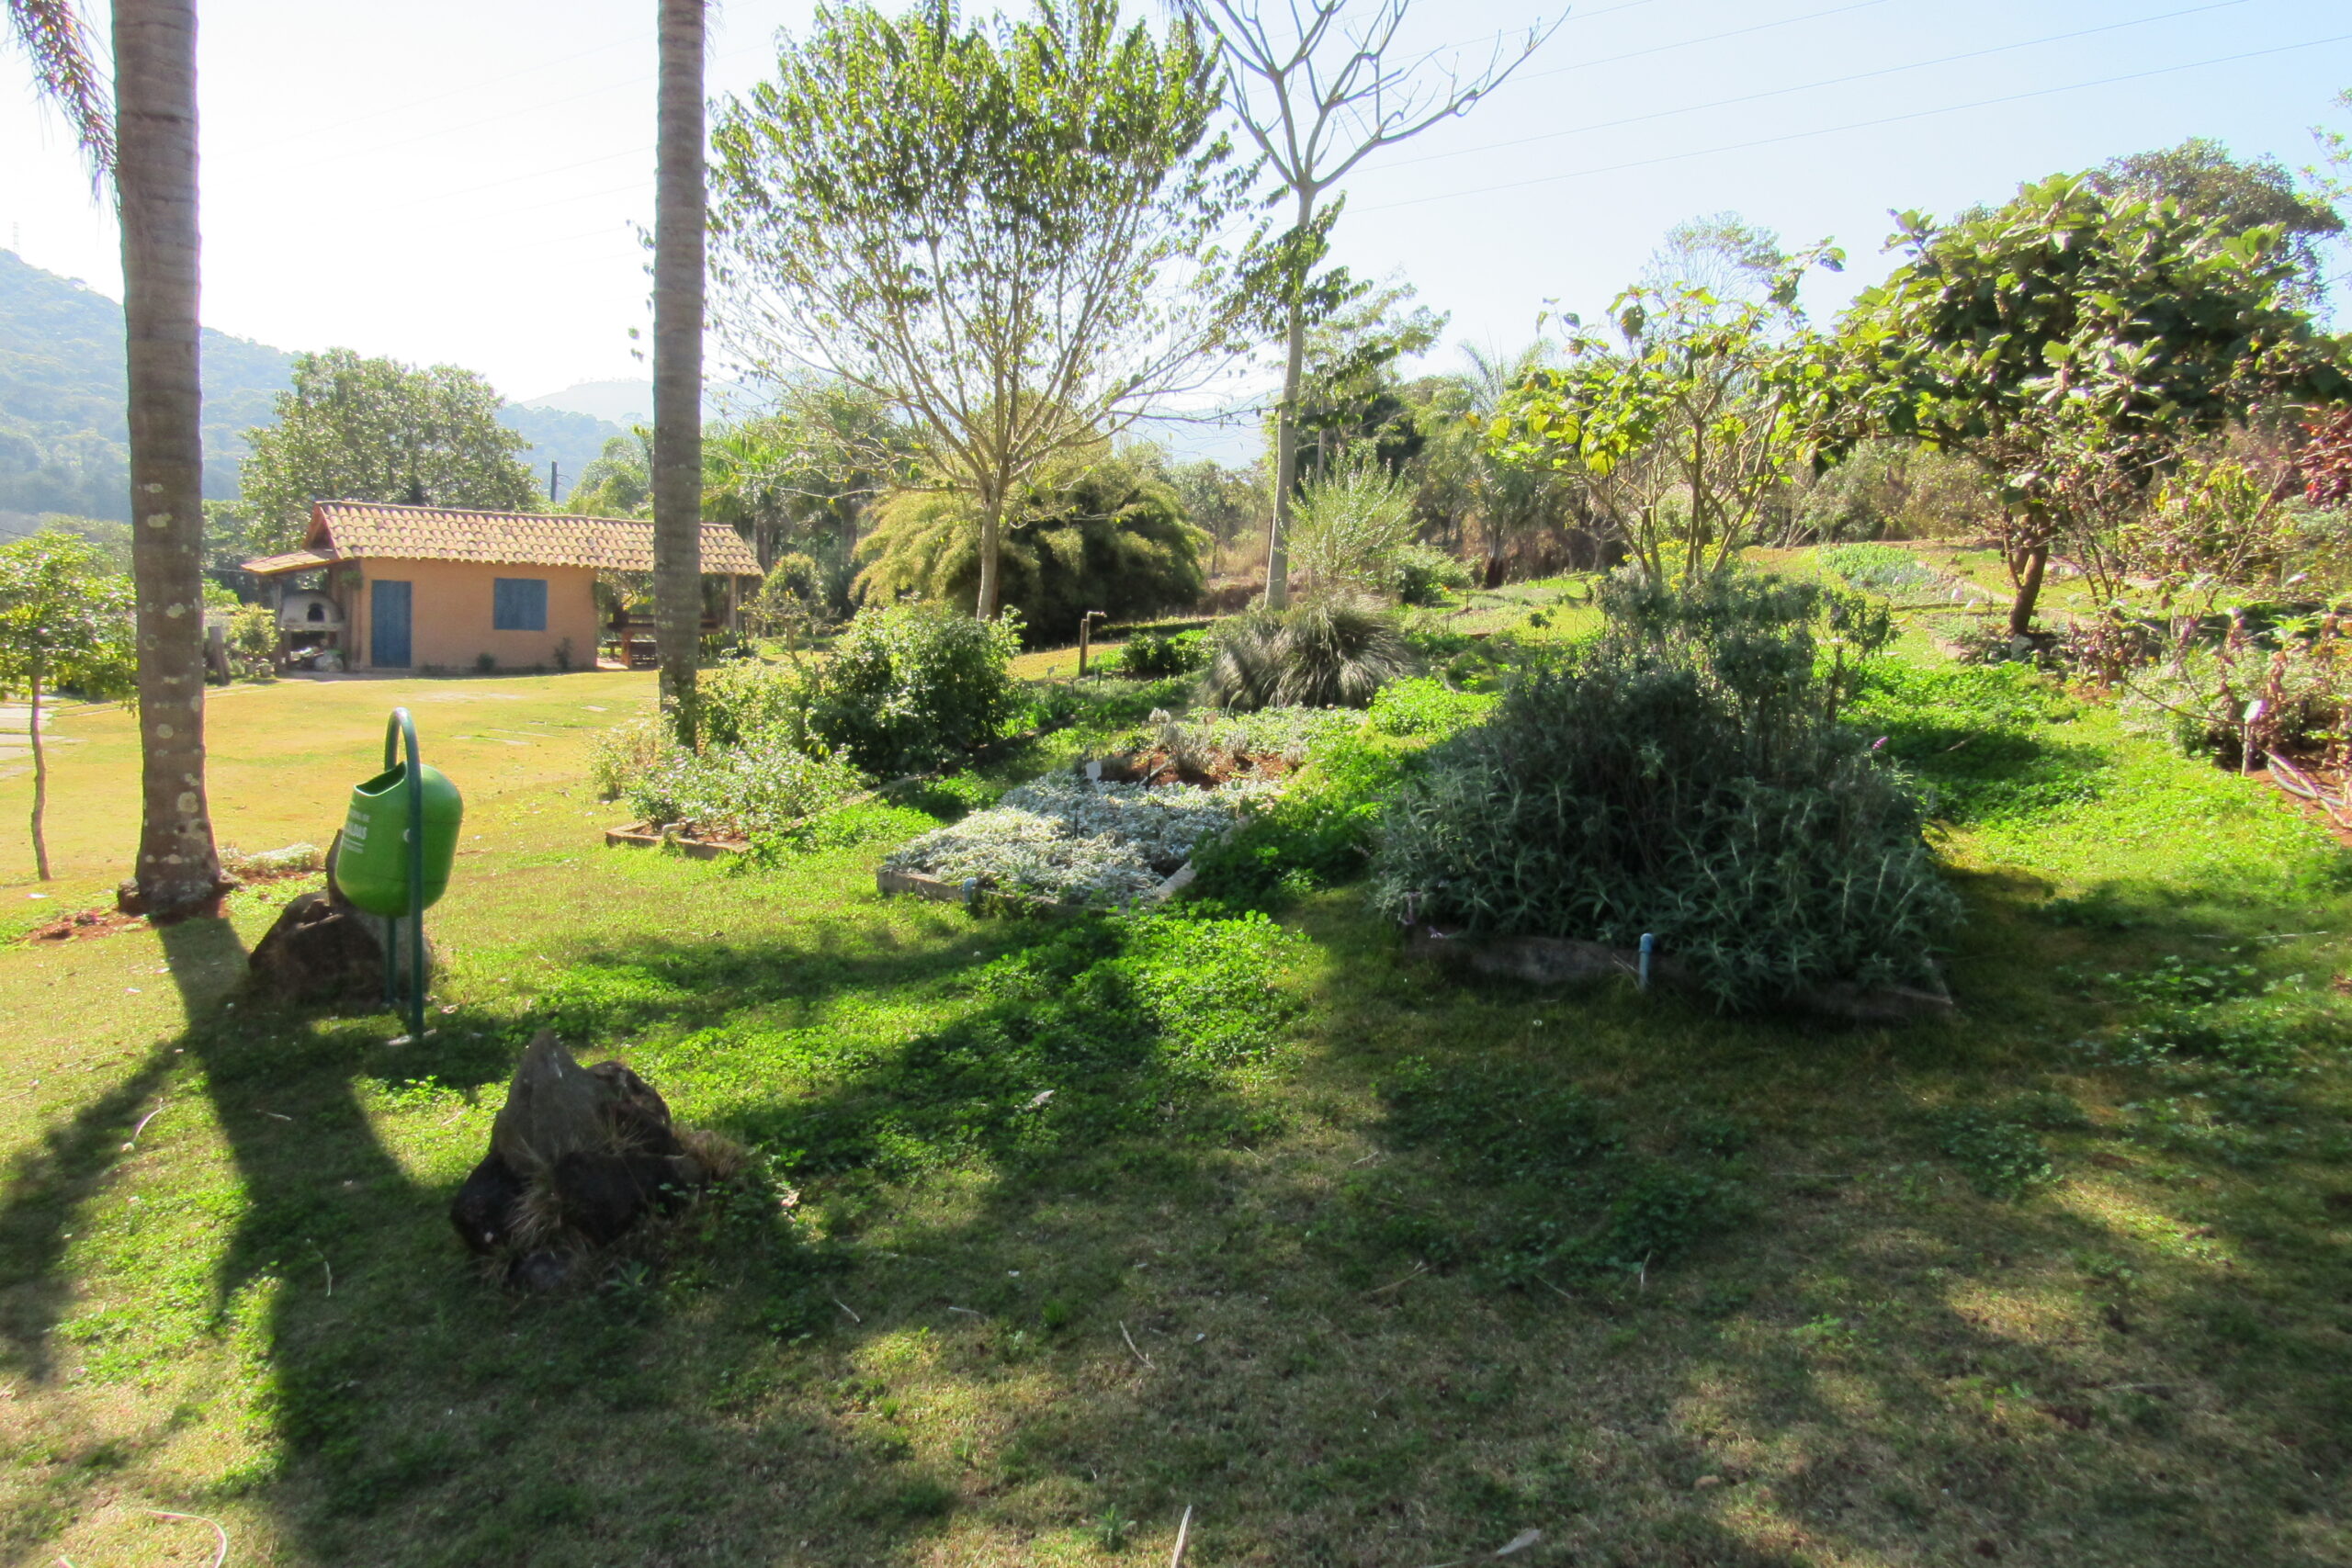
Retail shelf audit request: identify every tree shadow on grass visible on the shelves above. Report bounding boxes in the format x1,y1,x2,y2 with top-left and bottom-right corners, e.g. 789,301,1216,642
8,861,2352,1567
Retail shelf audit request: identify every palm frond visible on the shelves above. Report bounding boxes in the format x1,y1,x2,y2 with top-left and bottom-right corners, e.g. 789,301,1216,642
8,0,113,175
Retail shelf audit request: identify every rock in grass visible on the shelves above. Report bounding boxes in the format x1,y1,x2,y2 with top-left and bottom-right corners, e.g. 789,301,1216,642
247,890,383,1006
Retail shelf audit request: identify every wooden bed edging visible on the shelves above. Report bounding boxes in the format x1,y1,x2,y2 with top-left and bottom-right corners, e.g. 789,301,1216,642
603,825,746,860
1401,927,1953,1025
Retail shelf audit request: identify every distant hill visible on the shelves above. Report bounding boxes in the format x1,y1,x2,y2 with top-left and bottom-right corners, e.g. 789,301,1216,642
495,403,626,504
0,250,627,521
521,378,654,427
0,248,293,519
523,377,745,427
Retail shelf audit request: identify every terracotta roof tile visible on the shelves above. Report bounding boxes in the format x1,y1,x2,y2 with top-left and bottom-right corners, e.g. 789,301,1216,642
243,547,340,575
293,501,762,576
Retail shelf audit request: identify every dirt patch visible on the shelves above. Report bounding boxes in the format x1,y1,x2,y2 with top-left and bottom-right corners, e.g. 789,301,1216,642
26,907,151,944
1096,747,1296,789
25,864,320,945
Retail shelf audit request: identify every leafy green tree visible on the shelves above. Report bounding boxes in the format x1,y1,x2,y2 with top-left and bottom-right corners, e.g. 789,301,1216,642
1168,456,1265,574
565,429,652,518
1835,174,2345,634
855,446,1204,643
1291,280,1442,485
0,527,134,879
701,382,912,582
710,0,1254,621
1178,0,1554,609
1496,252,1841,589
2095,138,2342,309
241,348,539,549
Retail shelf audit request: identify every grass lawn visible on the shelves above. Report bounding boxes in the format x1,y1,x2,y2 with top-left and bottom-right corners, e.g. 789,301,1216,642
6,632,2352,1566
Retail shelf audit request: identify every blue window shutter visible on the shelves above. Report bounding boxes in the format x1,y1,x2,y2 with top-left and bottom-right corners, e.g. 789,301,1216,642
493,578,548,632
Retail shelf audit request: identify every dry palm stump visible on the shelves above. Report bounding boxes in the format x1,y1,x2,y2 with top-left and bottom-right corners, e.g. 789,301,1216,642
452,1032,729,1291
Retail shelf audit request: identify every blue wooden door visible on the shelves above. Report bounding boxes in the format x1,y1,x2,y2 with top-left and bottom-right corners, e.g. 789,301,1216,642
370,579,413,668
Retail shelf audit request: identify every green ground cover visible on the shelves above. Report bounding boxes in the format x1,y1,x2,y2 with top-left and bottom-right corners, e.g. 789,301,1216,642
6,598,2352,1566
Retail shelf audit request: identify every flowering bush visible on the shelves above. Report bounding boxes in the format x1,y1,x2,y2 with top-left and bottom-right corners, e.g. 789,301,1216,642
884,773,1272,905
623,733,863,840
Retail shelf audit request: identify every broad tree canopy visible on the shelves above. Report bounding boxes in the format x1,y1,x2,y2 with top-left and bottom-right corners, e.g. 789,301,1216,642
708,0,1256,618
1833,174,2346,630
242,348,540,550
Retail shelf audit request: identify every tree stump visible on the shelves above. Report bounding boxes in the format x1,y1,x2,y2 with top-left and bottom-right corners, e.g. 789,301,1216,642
453,1032,713,1288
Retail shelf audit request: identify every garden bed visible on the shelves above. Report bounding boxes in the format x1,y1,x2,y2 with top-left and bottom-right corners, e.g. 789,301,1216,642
878,772,1266,909
1402,924,1954,1024
603,823,751,859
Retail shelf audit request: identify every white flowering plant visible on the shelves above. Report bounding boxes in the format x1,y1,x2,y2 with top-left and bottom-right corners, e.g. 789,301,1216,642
883,772,1274,906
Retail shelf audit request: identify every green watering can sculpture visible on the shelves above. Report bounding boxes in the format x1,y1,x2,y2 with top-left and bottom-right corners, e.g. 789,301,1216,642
339,708,463,1039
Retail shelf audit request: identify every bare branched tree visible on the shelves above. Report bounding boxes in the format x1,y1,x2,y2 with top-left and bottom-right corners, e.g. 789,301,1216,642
1179,0,1555,607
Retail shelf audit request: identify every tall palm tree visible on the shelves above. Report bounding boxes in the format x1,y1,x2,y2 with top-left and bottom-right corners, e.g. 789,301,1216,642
652,0,706,745
115,0,219,918
11,0,220,917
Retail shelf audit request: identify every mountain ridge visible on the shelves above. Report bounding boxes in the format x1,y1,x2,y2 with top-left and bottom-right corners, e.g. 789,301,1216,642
0,250,627,522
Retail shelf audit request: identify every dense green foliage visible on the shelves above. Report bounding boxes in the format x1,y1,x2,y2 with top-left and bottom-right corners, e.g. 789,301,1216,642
1834,172,2346,630
1200,596,1417,711
0,526,134,705
0,250,290,516
675,605,1022,777
855,452,1206,642
622,733,864,840
242,349,542,550
808,604,1024,775
1116,626,1210,678
1374,572,1961,1005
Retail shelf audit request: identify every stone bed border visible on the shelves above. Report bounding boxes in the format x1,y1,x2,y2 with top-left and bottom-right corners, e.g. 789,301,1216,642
1402,926,1954,1025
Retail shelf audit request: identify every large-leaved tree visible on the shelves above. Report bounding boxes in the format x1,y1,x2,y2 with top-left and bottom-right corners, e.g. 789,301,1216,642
708,0,1255,620
241,348,540,549
1494,252,1841,589
1836,175,2345,635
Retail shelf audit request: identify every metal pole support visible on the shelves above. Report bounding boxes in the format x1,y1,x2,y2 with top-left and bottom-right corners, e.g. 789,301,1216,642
385,707,427,1042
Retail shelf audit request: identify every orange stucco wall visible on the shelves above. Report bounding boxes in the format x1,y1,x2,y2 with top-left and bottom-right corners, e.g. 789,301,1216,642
345,558,600,673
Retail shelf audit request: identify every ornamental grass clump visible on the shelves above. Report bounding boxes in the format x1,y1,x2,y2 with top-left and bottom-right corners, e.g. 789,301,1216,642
1201,595,1417,712
1373,570,1962,1008
885,773,1272,906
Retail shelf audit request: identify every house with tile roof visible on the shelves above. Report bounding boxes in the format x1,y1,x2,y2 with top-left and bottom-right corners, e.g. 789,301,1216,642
243,500,762,672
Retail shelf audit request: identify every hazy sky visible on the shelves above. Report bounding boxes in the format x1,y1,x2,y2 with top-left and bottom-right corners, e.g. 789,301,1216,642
3,0,2348,416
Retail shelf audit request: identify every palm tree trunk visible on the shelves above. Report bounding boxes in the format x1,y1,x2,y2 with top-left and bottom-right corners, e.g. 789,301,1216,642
652,0,707,746
28,666,49,882
116,0,220,919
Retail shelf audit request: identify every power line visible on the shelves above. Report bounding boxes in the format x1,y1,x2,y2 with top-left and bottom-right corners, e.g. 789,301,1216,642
1357,29,2352,214
1508,0,1900,85
1384,0,2267,174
